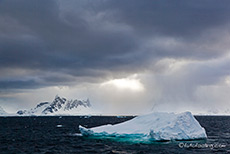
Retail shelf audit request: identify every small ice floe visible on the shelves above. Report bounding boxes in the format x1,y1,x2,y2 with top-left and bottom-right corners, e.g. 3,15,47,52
70,133,83,137
84,115,91,118
56,125,63,128
79,112,207,143
116,116,126,118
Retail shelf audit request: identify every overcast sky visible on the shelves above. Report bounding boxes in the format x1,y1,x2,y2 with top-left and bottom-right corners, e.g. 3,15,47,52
0,0,230,114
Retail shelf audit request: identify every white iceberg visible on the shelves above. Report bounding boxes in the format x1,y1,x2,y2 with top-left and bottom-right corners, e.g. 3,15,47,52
79,112,207,142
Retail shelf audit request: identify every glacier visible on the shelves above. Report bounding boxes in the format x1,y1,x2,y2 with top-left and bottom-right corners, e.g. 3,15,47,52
79,112,207,142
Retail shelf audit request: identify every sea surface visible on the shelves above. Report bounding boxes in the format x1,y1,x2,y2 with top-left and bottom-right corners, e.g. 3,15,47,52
1,116,230,154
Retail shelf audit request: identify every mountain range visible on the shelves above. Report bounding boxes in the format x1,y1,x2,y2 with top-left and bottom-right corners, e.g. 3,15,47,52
0,95,97,116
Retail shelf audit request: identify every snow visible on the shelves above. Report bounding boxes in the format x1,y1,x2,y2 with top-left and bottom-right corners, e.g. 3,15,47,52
50,105,97,116
79,111,207,142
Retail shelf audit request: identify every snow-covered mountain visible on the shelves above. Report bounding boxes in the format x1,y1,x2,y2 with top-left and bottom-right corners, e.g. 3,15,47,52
17,95,96,116
0,106,8,116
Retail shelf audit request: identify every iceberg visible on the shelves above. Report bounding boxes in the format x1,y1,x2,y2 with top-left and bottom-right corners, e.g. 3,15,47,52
79,112,207,142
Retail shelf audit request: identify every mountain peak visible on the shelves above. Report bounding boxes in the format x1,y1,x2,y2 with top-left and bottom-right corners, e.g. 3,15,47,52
42,96,67,114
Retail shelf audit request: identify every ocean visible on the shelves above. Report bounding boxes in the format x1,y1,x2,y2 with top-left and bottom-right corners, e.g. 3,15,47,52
0,116,230,154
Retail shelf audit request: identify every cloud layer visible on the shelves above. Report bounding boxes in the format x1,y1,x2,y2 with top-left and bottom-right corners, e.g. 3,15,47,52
0,0,230,114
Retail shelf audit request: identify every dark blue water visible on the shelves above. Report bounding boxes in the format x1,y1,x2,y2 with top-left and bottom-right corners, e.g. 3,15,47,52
0,116,230,154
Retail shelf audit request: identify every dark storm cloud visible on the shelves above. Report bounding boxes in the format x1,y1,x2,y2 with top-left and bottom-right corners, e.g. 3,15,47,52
100,0,230,37
0,80,39,89
0,0,141,70
0,0,230,90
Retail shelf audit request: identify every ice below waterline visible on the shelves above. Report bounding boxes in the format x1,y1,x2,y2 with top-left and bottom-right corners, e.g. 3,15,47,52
79,112,207,143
